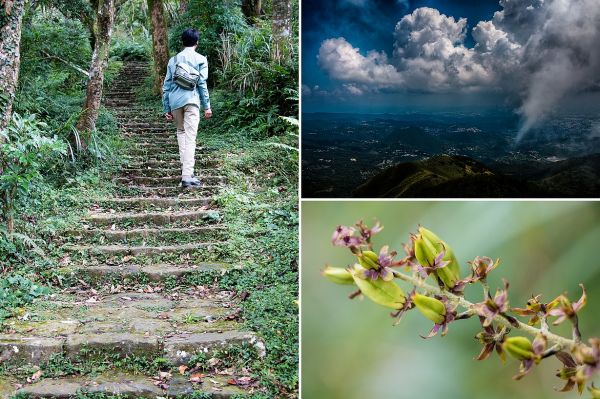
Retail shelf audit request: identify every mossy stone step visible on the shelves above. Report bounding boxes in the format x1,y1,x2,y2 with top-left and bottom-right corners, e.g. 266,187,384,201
115,175,225,186
5,373,250,399
66,242,224,256
115,185,221,197
95,196,214,207
69,225,224,242
0,292,257,367
71,262,231,282
125,159,220,169
86,209,219,226
119,121,172,128
112,107,161,113
125,154,215,163
120,167,186,177
0,332,258,368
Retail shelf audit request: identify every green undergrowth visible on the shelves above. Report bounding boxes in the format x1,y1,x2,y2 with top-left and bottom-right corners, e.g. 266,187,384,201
2,92,298,399
196,91,299,397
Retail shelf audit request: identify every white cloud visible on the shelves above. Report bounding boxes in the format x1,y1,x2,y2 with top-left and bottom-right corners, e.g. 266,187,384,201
316,0,600,136
343,84,363,95
317,38,404,88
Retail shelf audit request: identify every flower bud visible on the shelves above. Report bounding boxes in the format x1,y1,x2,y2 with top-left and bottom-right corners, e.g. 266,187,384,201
589,384,600,399
414,227,460,288
358,250,379,270
413,293,446,324
351,265,405,309
502,336,534,360
322,266,355,285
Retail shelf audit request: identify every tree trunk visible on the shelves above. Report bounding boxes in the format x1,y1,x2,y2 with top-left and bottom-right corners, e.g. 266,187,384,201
148,0,169,95
0,0,26,132
75,0,115,150
178,0,186,13
241,0,261,22
272,0,291,62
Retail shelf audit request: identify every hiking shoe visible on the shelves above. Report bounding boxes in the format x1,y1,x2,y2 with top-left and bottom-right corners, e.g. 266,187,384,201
181,177,201,188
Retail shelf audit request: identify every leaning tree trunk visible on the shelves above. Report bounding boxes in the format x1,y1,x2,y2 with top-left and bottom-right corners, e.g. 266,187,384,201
148,0,169,95
241,0,261,22
272,0,291,62
0,0,26,132
75,0,115,150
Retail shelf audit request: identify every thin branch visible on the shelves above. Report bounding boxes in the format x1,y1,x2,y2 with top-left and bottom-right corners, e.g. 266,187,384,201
40,50,89,77
391,269,585,351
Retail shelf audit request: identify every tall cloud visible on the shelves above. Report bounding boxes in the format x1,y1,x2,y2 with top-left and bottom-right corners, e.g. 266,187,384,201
318,38,404,88
317,0,600,137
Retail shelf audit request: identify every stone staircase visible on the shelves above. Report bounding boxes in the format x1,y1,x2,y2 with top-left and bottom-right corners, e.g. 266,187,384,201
0,62,261,398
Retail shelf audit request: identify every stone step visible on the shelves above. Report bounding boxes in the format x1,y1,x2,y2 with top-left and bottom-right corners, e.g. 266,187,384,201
113,113,161,119
66,242,224,256
128,144,180,152
104,93,136,99
112,107,160,112
121,167,184,177
96,196,214,207
115,175,225,186
113,112,161,116
86,209,220,226
3,373,250,399
119,121,172,128
125,153,215,162
0,293,259,367
71,262,230,282
0,331,258,368
68,225,225,243
122,130,181,136
115,185,221,197
121,126,173,132
124,159,219,169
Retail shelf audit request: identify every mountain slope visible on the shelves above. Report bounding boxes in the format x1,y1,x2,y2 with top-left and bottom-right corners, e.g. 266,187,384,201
353,155,543,197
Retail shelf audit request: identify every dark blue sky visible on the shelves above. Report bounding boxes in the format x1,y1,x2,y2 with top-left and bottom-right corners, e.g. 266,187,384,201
302,0,504,113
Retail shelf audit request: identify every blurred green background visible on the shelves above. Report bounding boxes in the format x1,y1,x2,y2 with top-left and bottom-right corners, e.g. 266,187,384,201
301,201,600,399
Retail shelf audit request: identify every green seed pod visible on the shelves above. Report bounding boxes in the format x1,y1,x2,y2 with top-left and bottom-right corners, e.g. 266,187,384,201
414,227,460,288
358,250,380,270
503,336,534,360
322,266,355,285
413,293,446,324
351,265,405,309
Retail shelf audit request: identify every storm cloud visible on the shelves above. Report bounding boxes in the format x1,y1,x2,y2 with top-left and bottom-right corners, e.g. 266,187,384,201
316,0,600,136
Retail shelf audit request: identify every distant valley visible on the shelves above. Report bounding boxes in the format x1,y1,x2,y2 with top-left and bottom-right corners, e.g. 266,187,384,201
302,112,600,197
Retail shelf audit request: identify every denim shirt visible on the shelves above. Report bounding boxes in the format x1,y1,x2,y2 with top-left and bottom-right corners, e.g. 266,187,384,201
162,47,211,113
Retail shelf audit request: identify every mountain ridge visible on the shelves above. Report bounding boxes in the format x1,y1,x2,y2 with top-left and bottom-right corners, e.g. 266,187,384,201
352,154,600,198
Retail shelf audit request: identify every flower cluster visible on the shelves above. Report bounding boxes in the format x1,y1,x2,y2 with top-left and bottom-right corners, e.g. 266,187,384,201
322,221,598,398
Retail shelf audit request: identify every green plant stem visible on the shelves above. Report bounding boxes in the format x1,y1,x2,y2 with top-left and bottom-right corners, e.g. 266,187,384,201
391,269,584,351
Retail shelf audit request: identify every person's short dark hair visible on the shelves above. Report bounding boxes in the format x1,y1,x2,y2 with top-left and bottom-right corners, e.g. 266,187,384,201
182,28,199,47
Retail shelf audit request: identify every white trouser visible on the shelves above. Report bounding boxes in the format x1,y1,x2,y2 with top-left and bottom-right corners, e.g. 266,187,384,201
172,105,200,178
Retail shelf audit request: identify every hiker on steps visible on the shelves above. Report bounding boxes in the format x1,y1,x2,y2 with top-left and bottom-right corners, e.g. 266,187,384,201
162,28,212,188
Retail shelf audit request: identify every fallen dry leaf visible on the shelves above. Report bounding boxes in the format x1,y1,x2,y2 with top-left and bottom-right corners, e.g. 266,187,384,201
178,365,188,375
228,376,252,386
158,371,172,379
189,373,205,383
29,370,43,382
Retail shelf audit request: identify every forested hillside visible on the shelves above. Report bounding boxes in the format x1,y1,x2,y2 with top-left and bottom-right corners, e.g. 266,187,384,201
0,0,298,397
